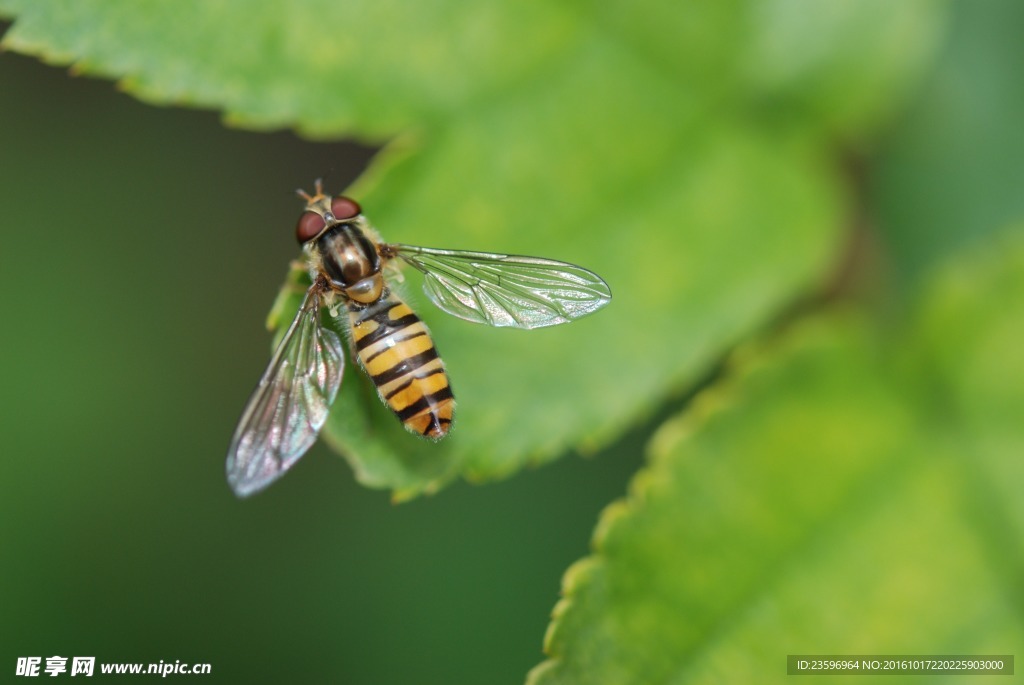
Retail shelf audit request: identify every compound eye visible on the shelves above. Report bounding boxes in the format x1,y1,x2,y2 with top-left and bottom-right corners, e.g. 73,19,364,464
331,197,362,220
296,211,327,244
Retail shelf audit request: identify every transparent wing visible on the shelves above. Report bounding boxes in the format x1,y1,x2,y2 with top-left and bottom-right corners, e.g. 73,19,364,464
390,244,612,329
226,283,344,497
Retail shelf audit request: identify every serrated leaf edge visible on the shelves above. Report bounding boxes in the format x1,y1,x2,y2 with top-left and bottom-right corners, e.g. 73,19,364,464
524,347,768,684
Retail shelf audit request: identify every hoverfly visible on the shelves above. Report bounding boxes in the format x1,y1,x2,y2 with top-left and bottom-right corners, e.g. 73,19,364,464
226,181,611,497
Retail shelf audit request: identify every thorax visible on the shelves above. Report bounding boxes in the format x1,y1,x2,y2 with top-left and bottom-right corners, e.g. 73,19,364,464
310,223,385,304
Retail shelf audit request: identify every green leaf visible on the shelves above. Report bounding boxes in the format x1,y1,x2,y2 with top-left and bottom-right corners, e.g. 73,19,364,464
912,228,1024,543
334,128,844,499
743,0,947,139
0,0,579,137
529,238,1024,683
0,1,944,497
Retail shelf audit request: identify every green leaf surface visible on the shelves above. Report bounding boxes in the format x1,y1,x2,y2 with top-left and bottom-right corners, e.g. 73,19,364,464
0,0,579,137
529,240,1024,683
743,0,947,139
0,1,943,497
912,229,1024,545
334,126,841,499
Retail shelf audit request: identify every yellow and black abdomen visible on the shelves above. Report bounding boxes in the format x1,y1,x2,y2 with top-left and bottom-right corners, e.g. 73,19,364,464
348,293,454,439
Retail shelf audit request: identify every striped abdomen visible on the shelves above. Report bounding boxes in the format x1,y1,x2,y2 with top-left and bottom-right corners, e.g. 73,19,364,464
348,293,454,439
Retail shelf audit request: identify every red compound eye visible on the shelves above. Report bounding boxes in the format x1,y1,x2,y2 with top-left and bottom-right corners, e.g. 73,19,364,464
295,211,327,244
331,196,361,220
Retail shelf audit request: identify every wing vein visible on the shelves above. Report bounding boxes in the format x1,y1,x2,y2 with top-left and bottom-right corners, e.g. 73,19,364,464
225,283,345,497
392,244,611,330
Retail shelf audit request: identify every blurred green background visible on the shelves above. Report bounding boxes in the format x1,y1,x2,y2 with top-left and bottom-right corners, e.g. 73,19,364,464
2,1,1024,683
